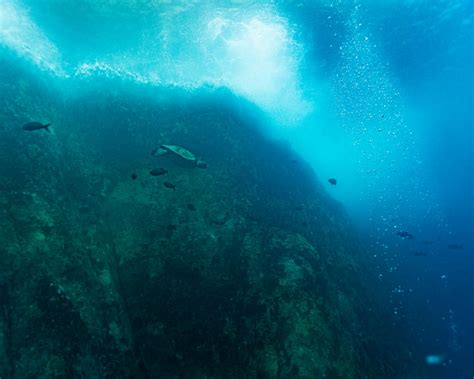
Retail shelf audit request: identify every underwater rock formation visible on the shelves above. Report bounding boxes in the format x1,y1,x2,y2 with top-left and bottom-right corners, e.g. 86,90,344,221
0,56,422,378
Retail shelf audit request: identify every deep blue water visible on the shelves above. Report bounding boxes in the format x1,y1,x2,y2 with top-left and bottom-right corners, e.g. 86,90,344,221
1,0,473,376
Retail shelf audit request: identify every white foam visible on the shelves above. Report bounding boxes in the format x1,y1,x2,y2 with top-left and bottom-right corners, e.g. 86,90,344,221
0,0,66,76
1,2,311,124
74,10,312,125
74,61,150,84
205,15,312,124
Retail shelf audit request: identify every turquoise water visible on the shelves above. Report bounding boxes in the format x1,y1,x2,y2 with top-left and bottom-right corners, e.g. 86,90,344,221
1,0,473,377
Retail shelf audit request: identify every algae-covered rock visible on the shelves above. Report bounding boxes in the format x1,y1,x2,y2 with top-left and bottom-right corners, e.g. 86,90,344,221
0,56,424,378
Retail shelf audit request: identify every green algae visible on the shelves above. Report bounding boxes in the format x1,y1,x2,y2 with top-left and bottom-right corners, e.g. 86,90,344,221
0,58,425,378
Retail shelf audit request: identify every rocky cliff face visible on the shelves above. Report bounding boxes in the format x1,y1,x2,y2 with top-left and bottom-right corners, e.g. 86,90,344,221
0,58,418,378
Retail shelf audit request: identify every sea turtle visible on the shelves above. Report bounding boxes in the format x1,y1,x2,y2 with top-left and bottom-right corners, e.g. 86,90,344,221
152,144,207,168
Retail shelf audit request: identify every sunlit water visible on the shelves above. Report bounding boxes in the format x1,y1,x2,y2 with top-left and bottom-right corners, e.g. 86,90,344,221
1,0,472,376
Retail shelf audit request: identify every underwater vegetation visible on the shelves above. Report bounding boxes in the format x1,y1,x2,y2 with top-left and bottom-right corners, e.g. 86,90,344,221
0,53,429,378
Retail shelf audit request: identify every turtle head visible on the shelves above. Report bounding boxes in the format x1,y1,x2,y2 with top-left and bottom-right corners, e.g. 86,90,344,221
151,147,168,157
196,159,207,169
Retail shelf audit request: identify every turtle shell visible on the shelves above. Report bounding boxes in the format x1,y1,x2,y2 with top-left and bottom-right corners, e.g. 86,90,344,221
160,145,196,161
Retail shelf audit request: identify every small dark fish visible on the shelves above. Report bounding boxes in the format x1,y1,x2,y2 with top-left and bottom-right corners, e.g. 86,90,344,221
381,114,385,118
211,218,226,226
150,168,168,176
448,244,463,250
396,231,414,239
166,224,177,231
131,173,138,180
413,251,428,257
301,221,308,228
22,121,51,133
328,178,337,185
78,205,91,214
247,212,260,222
295,205,304,211
421,240,433,245
163,181,175,189
187,203,196,211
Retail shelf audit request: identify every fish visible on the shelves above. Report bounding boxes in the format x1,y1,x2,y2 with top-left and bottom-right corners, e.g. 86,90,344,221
396,231,414,239
131,173,138,180
150,168,168,176
421,240,433,245
166,224,177,231
413,251,428,257
163,181,175,189
211,218,226,226
448,244,463,250
187,203,196,211
328,178,337,185
22,121,51,133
